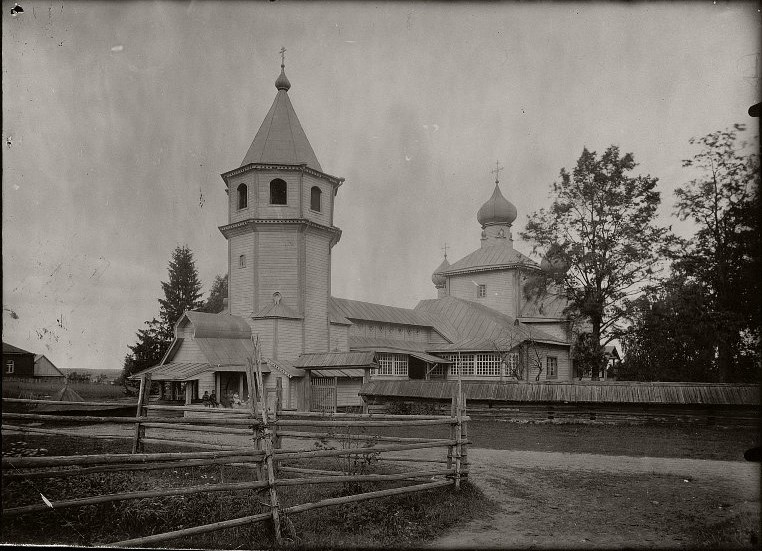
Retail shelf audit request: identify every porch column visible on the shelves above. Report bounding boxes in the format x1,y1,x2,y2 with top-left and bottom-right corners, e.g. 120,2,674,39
185,382,192,405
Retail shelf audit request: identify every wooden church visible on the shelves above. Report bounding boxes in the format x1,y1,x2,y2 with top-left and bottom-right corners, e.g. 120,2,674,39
136,60,577,412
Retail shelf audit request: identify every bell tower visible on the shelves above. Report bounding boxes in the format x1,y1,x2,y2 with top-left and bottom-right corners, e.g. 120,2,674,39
218,55,345,363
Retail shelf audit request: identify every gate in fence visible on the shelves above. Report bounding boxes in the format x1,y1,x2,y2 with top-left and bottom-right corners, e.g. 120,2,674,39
1,371,470,547
311,376,337,413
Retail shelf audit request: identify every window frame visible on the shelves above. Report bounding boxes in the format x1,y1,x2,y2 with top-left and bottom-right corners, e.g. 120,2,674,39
270,179,288,205
239,254,246,269
546,356,558,379
310,186,322,212
5,360,14,374
372,353,408,377
477,284,486,298
237,183,248,210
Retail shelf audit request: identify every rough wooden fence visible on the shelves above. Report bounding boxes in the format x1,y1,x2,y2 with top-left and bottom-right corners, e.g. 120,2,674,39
1,374,469,547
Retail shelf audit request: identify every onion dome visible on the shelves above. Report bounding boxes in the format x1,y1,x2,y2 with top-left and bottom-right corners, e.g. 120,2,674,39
477,184,517,227
431,256,450,288
275,65,291,91
540,242,570,274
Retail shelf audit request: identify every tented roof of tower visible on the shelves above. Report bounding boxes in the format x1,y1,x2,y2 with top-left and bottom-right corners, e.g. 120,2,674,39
241,80,322,171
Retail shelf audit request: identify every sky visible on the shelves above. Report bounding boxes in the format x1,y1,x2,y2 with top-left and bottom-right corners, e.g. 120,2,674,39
2,1,759,370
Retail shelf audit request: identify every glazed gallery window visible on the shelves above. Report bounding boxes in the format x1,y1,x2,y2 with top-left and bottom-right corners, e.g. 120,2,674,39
477,284,486,298
443,354,475,376
310,186,322,212
546,356,558,379
237,184,248,209
475,353,501,376
373,353,408,376
270,179,287,205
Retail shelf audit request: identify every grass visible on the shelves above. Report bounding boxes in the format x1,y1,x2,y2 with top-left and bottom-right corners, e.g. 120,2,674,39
1,434,490,548
2,379,127,400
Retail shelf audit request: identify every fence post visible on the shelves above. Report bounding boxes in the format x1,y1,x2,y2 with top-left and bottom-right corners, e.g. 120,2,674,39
454,387,462,490
273,378,283,463
447,392,455,470
132,374,152,454
461,394,468,478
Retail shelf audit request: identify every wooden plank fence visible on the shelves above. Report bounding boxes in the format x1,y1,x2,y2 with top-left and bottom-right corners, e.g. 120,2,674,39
1,367,470,547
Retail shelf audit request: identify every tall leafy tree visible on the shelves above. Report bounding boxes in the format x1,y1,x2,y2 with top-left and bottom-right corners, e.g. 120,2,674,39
673,124,760,382
122,245,205,379
201,274,228,313
521,146,667,379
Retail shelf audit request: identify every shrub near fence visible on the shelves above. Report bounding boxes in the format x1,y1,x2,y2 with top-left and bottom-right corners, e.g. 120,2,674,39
1,373,470,547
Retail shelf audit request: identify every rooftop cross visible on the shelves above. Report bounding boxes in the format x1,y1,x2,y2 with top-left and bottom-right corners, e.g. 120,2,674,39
441,242,449,259
491,161,504,184
280,47,287,68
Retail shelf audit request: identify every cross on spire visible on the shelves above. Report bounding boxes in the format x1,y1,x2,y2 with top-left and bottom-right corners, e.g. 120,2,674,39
280,47,287,68
491,160,504,184
441,242,449,259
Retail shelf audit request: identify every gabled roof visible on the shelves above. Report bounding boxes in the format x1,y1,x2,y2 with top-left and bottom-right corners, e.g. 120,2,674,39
253,301,303,320
241,82,322,171
330,297,436,328
415,296,565,346
442,244,538,275
196,338,256,366
2,342,34,355
33,355,66,377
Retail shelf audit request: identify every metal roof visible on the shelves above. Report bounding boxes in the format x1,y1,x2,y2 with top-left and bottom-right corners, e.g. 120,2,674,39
330,297,436,328
139,362,215,382
348,336,432,353
328,299,352,326
415,296,565,346
294,351,376,369
179,311,252,339
360,380,761,406
409,351,453,364
266,358,305,378
442,244,538,275
240,83,322,171
196,338,256,366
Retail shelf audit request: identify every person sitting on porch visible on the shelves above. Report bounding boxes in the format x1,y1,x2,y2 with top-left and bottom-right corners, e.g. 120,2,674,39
231,392,243,408
209,391,219,408
202,391,211,407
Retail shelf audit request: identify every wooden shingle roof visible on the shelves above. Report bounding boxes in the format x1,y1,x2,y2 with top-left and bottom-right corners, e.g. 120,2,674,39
360,380,761,406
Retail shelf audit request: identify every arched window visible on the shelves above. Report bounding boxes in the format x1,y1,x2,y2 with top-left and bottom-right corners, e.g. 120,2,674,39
237,184,248,209
310,186,322,212
239,255,246,268
270,179,287,205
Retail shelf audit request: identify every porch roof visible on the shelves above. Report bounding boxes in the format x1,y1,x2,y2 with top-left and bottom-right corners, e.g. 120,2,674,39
310,368,366,378
294,351,376,369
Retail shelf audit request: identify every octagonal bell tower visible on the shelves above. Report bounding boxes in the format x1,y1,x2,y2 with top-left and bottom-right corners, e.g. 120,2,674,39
218,58,345,363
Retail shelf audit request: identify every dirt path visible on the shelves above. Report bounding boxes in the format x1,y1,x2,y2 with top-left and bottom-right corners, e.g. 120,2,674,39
430,448,760,549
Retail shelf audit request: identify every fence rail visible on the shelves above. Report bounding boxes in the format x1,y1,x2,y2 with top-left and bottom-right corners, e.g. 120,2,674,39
1,368,469,547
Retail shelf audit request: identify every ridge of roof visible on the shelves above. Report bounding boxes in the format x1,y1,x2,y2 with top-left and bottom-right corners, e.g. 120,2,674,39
442,244,538,275
241,89,322,171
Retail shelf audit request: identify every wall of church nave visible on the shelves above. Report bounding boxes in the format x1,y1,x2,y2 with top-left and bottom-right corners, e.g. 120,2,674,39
330,323,349,352
526,344,571,382
171,339,205,364
276,319,304,362
448,271,518,318
257,228,300,311
348,320,431,343
250,319,275,359
229,232,255,317
522,321,569,343
304,229,330,352
302,174,334,226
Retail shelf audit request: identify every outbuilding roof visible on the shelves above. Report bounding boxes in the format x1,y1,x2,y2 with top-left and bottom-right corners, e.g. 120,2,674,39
2,342,34,355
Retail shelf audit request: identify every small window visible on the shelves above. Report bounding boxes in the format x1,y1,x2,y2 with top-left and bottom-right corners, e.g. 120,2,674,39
546,357,558,379
239,255,246,269
270,179,287,205
310,186,322,212
477,284,486,298
237,184,248,209
5,360,14,374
